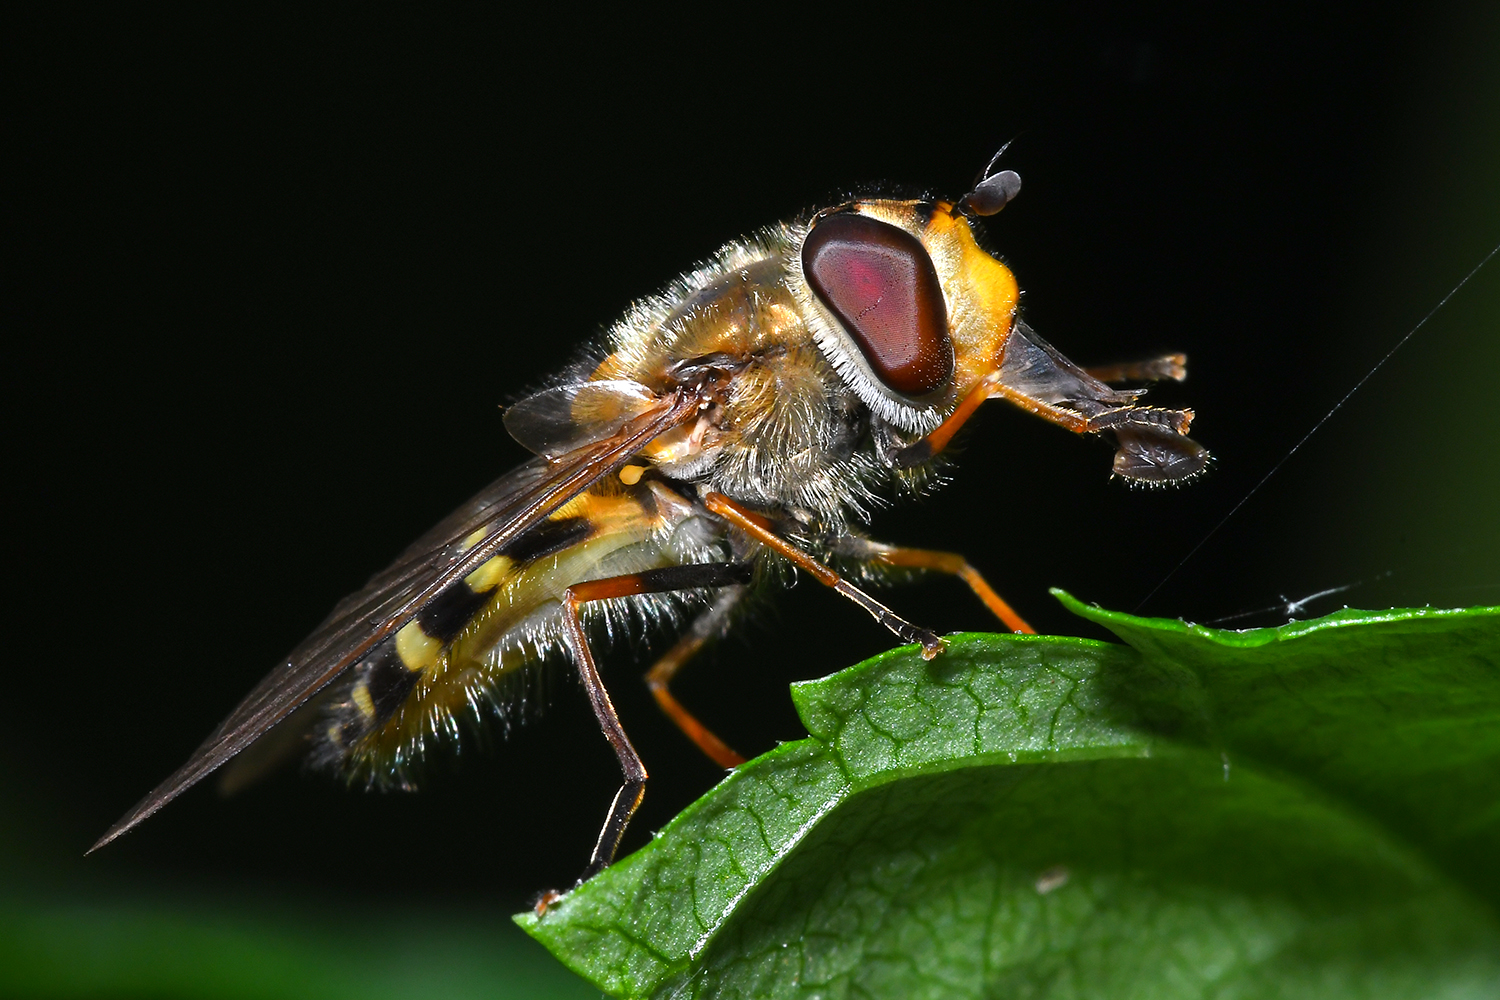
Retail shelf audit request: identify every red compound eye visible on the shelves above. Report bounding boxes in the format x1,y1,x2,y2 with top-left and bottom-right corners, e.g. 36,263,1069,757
802,214,954,397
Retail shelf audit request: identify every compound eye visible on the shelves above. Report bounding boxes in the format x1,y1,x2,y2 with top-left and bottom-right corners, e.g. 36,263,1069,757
802,214,955,397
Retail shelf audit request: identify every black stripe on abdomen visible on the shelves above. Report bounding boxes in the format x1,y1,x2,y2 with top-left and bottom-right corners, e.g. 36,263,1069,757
415,580,492,643
497,515,591,564
316,636,422,763
363,641,422,721
416,515,592,642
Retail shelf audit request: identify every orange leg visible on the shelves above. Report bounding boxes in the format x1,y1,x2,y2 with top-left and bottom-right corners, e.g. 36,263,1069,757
644,588,748,768
896,370,1004,464
936,379,1192,442
842,540,1036,634
702,492,947,660
893,370,1106,463
894,357,1194,468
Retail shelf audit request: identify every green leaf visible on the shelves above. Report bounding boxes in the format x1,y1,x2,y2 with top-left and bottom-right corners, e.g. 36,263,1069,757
518,598,1500,999
1058,593,1500,905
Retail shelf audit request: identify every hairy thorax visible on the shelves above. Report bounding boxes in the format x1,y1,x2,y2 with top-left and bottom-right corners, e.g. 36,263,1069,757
595,226,898,533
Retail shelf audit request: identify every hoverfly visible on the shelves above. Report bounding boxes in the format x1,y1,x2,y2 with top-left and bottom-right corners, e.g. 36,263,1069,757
92,158,1207,899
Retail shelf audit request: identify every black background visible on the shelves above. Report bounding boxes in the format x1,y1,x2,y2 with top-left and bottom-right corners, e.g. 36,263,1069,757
9,5,1498,912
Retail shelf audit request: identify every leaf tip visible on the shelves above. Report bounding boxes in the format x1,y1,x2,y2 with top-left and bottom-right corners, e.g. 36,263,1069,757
1050,588,1121,627
1048,588,1088,612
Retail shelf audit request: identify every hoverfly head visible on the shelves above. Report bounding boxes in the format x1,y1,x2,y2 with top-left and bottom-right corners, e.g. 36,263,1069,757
791,182,1023,438
797,208,957,434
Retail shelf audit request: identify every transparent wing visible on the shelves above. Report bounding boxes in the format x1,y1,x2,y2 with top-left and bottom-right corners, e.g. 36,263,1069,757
504,379,662,459
91,388,705,851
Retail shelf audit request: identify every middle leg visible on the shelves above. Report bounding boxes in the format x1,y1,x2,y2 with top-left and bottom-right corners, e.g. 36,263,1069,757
702,492,946,659
644,586,749,769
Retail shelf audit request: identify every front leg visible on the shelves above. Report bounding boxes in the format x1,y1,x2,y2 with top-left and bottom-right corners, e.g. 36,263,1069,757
1084,353,1187,384
891,323,1207,486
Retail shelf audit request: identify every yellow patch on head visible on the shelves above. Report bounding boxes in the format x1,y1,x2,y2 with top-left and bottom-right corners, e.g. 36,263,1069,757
395,621,443,671
921,210,1019,380
463,554,513,594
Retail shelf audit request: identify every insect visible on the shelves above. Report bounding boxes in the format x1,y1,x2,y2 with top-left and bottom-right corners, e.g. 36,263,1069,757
91,158,1208,898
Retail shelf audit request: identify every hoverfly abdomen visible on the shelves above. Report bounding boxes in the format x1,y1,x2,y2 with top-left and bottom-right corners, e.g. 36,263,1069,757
309,638,417,774
315,516,598,780
307,482,731,788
